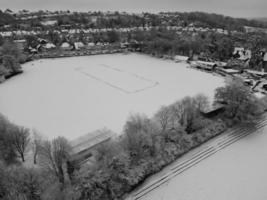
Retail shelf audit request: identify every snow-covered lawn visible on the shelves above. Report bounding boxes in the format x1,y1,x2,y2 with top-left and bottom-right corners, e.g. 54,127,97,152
142,126,267,200
0,53,223,140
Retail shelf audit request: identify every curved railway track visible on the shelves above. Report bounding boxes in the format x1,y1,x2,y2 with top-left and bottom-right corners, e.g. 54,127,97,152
129,117,267,200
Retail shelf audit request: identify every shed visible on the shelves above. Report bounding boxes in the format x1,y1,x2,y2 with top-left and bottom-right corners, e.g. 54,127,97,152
70,128,115,163
200,104,225,118
174,55,189,63
217,68,240,75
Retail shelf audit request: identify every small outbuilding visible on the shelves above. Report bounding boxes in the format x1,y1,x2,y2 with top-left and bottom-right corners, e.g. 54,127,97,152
74,42,85,50
217,68,240,75
43,43,56,49
70,128,115,164
200,104,225,118
174,55,189,63
60,42,72,50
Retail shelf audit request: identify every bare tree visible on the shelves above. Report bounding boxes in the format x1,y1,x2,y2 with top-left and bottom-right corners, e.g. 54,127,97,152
31,129,43,165
10,125,30,162
194,93,210,112
38,137,71,185
169,101,185,130
154,106,172,132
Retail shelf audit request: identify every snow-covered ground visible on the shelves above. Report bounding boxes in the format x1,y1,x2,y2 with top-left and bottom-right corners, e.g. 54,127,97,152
0,53,223,140
142,126,267,200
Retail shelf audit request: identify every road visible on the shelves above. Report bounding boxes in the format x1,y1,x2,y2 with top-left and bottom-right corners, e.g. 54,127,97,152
126,115,267,200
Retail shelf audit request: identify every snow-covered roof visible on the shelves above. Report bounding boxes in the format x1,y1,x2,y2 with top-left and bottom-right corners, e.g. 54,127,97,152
44,43,56,49
88,42,95,47
71,128,115,154
40,20,57,26
61,42,71,48
13,39,26,43
174,55,189,61
74,42,85,49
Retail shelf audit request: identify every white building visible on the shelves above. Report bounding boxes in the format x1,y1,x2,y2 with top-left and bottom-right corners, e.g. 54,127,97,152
174,55,189,63
43,43,56,49
74,42,85,50
61,42,71,50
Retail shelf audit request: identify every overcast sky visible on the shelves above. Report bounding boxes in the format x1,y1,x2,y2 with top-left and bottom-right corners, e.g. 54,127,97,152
1,0,266,18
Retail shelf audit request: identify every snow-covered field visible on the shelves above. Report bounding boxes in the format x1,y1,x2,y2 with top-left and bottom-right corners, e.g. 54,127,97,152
142,126,267,200
0,53,223,140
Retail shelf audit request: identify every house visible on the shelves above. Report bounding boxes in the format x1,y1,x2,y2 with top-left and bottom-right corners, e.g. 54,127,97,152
163,55,172,60
43,43,56,49
40,20,58,26
87,42,95,47
216,67,240,75
70,128,115,164
74,42,85,50
245,69,267,78
174,55,189,63
60,42,72,50
195,61,217,71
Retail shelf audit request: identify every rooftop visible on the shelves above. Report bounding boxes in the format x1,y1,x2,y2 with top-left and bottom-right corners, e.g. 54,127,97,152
71,128,115,154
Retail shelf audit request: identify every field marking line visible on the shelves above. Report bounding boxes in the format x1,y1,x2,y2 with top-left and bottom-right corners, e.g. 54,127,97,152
100,64,158,84
75,65,159,94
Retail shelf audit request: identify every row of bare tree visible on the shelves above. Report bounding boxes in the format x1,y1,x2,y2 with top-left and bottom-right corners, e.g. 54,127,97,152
0,114,74,199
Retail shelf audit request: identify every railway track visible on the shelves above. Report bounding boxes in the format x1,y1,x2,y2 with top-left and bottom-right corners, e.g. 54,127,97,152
129,117,267,200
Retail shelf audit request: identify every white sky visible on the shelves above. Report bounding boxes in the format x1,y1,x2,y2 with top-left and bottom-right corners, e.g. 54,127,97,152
0,0,266,18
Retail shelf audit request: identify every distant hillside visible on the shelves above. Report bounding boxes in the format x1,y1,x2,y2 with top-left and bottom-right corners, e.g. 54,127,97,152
0,9,267,32
175,12,267,30
254,17,267,22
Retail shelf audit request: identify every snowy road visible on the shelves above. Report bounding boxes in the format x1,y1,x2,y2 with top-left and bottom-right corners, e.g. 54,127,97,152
127,115,267,200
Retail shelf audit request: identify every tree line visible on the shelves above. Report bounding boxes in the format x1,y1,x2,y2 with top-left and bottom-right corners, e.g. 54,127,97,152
1,10,267,32
0,41,26,80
